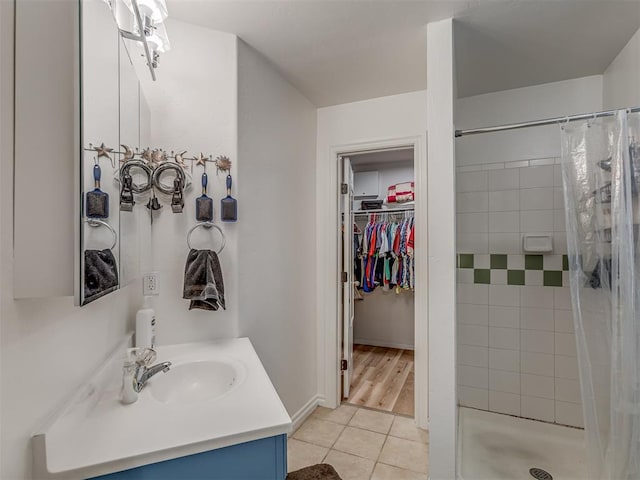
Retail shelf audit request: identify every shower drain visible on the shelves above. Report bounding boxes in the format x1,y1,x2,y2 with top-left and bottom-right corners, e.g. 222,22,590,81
529,468,553,480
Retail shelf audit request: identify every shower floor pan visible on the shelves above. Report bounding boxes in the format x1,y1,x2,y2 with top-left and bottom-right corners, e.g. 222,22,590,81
458,407,587,480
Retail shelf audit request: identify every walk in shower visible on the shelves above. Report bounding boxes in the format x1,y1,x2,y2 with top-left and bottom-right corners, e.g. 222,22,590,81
455,106,640,479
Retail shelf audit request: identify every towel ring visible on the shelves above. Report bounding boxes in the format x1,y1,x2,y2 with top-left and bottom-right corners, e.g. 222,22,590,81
85,219,118,250
187,222,226,254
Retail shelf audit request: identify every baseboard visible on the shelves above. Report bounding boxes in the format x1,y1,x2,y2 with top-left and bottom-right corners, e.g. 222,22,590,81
353,338,415,350
289,394,323,435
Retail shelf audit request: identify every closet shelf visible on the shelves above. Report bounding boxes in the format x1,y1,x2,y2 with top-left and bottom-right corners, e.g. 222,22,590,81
353,205,414,215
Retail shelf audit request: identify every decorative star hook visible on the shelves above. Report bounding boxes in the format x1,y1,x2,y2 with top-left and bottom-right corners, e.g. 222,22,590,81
93,142,114,160
194,152,207,167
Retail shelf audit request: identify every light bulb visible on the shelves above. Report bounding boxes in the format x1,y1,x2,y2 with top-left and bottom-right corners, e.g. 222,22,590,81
137,0,168,23
122,0,168,24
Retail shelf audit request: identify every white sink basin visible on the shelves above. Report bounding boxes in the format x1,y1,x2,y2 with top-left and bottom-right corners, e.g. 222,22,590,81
33,339,291,479
149,359,244,405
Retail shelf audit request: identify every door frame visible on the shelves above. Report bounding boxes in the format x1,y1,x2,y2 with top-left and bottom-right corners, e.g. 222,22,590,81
326,135,428,428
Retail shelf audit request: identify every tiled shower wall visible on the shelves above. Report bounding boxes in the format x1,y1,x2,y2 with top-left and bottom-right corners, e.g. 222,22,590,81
456,158,584,428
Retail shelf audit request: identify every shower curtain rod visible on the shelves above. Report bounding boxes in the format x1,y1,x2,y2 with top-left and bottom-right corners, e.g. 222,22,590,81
455,106,640,138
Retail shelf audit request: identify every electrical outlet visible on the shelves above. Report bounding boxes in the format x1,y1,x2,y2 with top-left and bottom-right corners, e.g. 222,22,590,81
143,272,159,296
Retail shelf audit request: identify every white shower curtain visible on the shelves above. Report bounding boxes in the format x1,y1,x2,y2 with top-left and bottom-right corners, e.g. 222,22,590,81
561,110,640,480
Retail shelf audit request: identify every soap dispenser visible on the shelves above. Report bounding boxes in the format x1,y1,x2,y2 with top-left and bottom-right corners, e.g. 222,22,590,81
135,296,156,348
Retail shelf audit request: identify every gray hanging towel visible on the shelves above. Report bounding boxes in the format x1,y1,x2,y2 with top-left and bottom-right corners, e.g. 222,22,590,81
84,249,119,303
183,249,226,311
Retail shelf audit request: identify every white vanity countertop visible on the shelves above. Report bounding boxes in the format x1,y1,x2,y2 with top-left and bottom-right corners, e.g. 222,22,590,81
33,338,292,479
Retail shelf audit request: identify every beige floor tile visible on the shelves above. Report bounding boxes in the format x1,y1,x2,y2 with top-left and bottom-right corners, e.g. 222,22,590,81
292,418,345,448
389,416,429,444
324,449,375,480
379,436,429,473
332,426,386,460
287,438,329,473
348,408,395,434
371,463,429,480
312,404,358,425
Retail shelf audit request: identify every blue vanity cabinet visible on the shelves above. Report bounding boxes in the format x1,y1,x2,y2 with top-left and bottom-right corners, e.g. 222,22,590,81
88,434,287,480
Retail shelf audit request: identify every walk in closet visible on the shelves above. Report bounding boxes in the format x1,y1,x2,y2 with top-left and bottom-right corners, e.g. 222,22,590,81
340,148,415,416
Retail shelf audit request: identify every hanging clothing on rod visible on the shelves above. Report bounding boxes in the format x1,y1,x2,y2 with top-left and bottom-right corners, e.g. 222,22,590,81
355,211,414,294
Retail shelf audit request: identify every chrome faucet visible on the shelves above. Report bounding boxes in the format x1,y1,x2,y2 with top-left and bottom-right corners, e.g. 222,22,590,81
135,361,172,391
122,348,171,404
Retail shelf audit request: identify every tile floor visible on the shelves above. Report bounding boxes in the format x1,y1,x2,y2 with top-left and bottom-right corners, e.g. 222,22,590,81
289,404,429,480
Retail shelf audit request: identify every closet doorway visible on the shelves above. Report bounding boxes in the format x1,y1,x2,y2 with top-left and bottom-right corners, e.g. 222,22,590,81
339,147,416,417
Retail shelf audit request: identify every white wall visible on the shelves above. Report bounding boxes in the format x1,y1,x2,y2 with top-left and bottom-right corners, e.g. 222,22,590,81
456,75,603,166
0,4,141,479
603,28,640,110
426,18,457,480
236,40,318,419
0,5,4,476
316,90,428,425
138,19,239,344
454,77,604,429
456,162,568,257
456,162,583,428
354,289,414,349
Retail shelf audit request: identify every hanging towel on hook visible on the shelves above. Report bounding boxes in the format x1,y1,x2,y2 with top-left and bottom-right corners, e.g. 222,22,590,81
183,249,226,311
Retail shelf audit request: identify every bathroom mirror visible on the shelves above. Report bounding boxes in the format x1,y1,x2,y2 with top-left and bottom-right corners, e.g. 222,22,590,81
79,0,151,305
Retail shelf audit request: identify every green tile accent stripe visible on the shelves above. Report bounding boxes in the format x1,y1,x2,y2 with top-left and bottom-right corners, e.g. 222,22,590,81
543,271,563,287
490,254,508,269
525,254,544,270
459,254,474,269
457,253,568,287
474,269,490,284
507,270,525,285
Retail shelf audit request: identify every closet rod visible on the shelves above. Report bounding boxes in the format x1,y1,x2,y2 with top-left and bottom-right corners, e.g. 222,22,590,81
455,106,640,138
353,207,414,215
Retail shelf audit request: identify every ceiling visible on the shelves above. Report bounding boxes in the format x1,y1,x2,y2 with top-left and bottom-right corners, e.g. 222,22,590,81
350,148,414,172
454,1,640,98
167,1,640,106
166,0,480,106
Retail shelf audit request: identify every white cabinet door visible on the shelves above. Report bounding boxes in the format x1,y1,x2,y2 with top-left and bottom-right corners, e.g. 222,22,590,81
342,157,355,398
14,0,79,298
353,171,379,198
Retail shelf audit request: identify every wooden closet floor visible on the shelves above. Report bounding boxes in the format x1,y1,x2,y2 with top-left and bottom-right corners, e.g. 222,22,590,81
345,344,414,416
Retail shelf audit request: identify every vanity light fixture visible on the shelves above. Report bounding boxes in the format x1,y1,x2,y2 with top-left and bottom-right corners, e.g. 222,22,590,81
118,0,170,81
124,0,168,24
